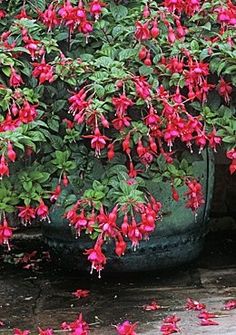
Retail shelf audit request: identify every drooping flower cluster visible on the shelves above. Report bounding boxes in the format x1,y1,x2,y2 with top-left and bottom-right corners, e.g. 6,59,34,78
65,195,161,276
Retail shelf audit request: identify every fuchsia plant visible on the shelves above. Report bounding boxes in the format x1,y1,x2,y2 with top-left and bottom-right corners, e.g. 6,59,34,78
0,0,235,275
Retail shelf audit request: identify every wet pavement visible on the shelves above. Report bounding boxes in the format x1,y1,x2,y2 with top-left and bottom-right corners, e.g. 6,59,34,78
0,232,236,334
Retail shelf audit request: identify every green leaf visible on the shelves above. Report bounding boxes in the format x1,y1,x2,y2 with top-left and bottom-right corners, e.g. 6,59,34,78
94,84,105,98
110,3,128,21
52,100,67,113
2,67,11,77
119,48,137,61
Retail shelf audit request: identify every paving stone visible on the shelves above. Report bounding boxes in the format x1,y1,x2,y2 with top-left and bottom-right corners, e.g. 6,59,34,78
0,233,236,334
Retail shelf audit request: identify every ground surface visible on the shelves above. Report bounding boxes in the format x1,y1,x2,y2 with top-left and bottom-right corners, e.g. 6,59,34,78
0,232,236,334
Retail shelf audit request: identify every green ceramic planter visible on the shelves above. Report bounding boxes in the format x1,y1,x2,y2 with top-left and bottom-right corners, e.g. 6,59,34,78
42,149,215,272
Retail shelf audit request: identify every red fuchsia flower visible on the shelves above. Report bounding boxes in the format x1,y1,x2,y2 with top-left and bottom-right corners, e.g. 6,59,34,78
143,300,161,311
62,173,69,187
36,199,49,220
112,94,134,116
89,0,105,20
13,329,30,335
122,133,131,155
15,8,30,19
175,20,187,39
138,47,147,60
143,51,152,66
217,78,232,103
208,129,221,152
171,187,179,202
0,218,13,250
72,289,90,299
185,298,206,311
24,38,42,60
164,0,182,13
184,0,200,16
40,4,60,31
7,141,16,162
61,313,89,335
19,101,38,124
58,0,78,32
32,58,54,84
116,321,138,335
128,217,143,250
63,118,75,129
200,319,219,326
198,311,217,319
0,320,4,327
100,114,109,128
133,77,151,100
107,143,115,160
0,155,9,178
71,210,88,236
84,239,106,277
69,88,89,118
185,180,204,211
150,20,159,39
143,4,150,18
144,107,161,129
167,26,176,44
115,234,127,257
0,9,6,19
97,205,118,237
50,185,61,202
37,328,54,335
224,299,236,310
195,131,208,153
135,21,151,41
0,113,21,132
166,57,184,74
226,149,236,175
9,67,24,87
18,206,36,225
112,115,131,131
83,127,110,157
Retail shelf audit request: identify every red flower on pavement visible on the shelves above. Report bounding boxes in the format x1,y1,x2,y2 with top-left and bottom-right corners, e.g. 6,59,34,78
198,310,217,319
185,297,206,311
116,321,138,335
13,329,30,335
224,299,236,310
200,319,219,326
61,313,89,335
143,300,161,311
38,328,54,335
73,289,90,299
